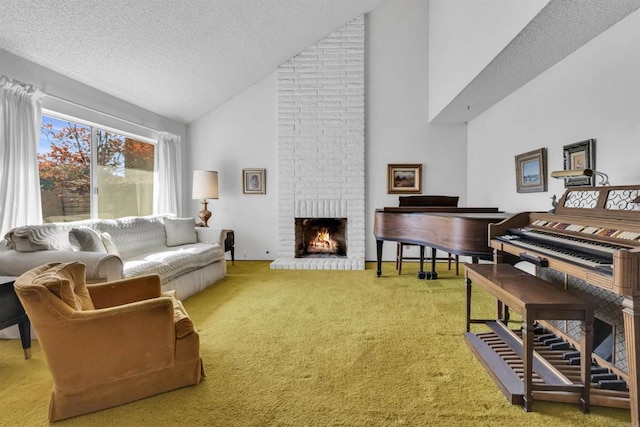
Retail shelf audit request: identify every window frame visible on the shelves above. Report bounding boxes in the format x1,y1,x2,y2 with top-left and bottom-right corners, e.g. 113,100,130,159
40,109,157,220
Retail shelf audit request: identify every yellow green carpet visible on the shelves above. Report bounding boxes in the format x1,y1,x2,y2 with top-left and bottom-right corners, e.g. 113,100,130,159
0,261,631,426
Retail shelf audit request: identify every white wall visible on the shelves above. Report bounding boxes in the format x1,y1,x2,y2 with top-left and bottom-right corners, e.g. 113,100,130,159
187,73,279,261
467,9,640,213
188,0,468,262
365,0,467,262
428,0,548,122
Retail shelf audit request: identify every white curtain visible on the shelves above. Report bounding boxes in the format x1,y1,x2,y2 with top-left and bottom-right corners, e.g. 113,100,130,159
153,131,182,215
0,76,44,235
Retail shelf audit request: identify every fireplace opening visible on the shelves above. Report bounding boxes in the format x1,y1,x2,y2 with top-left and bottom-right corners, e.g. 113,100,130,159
295,218,347,258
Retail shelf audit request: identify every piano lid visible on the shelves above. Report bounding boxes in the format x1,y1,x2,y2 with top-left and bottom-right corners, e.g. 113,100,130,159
374,208,509,256
380,206,501,213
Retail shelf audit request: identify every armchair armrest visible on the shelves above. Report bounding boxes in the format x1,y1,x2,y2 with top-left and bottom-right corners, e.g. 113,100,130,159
195,227,225,245
88,274,162,309
49,298,176,391
0,250,123,282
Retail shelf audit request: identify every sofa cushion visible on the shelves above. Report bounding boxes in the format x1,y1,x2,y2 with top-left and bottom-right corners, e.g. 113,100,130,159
4,220,98,252
11,235,51,252
164,217,197,247
30,262,95,311
69,228,107,253
5,227,54,252
97,216,167,260
123,243,224,284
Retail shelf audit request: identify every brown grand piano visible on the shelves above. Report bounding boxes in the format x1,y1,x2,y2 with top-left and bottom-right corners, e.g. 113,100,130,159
489,184,640,425
374,206,509,279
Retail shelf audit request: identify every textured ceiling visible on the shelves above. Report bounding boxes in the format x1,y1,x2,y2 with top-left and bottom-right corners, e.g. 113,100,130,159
433,0,640,123
2,0,638,125
0,0,385,123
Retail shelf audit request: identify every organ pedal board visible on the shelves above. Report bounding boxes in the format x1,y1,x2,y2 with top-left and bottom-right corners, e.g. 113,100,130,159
473,322,630,408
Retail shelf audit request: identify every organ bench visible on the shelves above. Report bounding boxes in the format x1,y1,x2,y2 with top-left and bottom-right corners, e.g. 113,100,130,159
464,263,594,413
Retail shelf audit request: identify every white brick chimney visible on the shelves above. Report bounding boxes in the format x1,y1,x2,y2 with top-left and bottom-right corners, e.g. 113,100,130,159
270,16,365,270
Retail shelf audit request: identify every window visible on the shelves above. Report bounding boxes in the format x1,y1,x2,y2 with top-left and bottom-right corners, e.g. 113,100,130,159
38,114,155,222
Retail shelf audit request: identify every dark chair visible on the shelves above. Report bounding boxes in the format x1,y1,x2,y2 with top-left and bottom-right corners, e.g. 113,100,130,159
395,195,460,276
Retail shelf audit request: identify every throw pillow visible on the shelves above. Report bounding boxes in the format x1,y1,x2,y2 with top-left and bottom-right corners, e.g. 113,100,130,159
5,227,52,252
69,228,107,253
100,232,121,257
164,217,197,247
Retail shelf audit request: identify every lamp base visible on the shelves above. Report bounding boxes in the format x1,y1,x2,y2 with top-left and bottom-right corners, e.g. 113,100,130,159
198,200,212,227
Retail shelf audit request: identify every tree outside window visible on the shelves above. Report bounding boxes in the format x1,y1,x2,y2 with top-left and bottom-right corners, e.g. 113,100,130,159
38,115,155,222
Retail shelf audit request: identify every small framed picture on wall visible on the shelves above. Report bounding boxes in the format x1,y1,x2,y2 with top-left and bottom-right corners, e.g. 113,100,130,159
562,139,595,187
514,148,547,193
242,168,266,194
387,164,422,194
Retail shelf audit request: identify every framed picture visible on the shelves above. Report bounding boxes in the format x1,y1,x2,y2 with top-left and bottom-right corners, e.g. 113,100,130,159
242,168,266,194
515,148,547,193
387,164,422,194
562,139,595,187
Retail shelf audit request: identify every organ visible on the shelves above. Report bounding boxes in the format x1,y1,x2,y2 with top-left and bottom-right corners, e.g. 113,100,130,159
488,184,640,425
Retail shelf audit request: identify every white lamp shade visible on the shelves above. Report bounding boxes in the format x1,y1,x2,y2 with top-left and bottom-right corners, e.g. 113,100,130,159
192,170,219,199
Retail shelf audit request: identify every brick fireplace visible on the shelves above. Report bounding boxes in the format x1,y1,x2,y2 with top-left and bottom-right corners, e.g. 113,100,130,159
270,16,365,270
295,218,347,258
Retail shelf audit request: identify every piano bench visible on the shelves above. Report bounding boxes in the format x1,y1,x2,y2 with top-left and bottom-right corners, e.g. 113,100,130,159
395,242,459,275
464,263,594,414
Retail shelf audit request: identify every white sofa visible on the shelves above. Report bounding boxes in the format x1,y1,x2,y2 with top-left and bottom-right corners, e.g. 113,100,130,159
0,215,227,301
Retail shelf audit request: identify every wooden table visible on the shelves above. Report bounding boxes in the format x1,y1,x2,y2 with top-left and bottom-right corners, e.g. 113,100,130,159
464,263,594,413
0,276,31,359
224,229,235,265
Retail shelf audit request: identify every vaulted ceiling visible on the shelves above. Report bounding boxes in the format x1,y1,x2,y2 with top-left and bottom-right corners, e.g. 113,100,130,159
0,0,385,123
1,0,638,125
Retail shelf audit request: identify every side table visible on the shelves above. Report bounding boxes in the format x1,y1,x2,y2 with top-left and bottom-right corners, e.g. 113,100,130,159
0,276,31,359
224,229,235,265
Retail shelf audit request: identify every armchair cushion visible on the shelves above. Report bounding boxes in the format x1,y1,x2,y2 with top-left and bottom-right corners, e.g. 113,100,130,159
28,262,95,311
163,290,195,338
88,274,161,308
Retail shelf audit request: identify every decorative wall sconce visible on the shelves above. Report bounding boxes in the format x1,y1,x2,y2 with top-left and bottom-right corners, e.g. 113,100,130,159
550,168,610,186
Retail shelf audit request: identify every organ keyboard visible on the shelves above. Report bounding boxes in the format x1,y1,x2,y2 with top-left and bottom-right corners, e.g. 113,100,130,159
488,185,640,425
495,228,619,271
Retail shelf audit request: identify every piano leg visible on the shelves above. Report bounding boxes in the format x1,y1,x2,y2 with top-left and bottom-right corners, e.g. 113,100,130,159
422,247,438,280
623,297,640,427
417,246,427,279
376,239,383,277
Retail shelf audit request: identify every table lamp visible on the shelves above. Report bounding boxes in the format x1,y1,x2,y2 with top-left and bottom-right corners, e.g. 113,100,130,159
192,170,219,227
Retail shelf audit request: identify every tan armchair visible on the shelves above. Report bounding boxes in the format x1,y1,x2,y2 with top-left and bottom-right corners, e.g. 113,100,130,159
14,261,204,421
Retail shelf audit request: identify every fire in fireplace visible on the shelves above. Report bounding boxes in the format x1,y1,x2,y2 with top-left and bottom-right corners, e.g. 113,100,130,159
295,218,347,258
